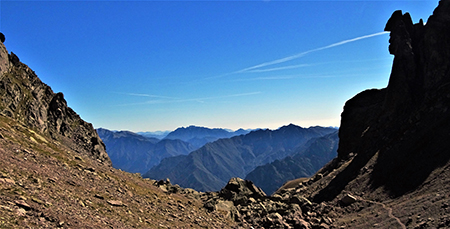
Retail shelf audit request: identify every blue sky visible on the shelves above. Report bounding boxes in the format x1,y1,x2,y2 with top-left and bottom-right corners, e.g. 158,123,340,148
0,0,437,132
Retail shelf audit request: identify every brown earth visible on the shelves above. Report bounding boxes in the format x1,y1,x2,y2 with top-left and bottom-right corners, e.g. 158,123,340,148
0,114,237,228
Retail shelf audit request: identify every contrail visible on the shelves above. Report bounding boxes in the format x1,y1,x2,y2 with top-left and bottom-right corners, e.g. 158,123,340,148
246,64,312,73
114,92,178,99
233,31,388,74
114,91,262,106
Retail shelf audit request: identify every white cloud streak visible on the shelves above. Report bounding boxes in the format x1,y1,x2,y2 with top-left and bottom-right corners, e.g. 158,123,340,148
246,64,313,73
114,91,262,106
114,92,178,99
231,31,389,75
233,64,393,82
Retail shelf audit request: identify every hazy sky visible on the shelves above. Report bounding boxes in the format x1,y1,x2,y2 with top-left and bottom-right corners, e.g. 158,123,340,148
0,0,437,132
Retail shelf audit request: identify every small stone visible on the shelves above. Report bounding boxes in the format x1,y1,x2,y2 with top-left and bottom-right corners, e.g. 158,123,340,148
0,178,15,185
16,208,26,216
94,194,104,199
107,200,124,207
15,200,31,210
31,197,44,205
296,219,311,229
289,195,312,209
0,205,11,212
340,194,357,206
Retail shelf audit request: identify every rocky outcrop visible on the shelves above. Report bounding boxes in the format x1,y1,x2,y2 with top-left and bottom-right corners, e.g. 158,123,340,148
198,177,337,228
311,0,450,213
0,38,110,164
0,36,8,76
218,178,266,204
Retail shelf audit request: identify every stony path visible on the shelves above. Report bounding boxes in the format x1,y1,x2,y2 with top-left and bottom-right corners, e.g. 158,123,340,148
358,197,406,229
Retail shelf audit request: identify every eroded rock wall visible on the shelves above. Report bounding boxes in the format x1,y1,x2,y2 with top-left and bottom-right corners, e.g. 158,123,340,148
0,38,110,164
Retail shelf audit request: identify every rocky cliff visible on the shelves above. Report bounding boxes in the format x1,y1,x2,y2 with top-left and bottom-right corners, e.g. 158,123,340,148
0,37,110,164
317,0,450,200
299,1,450,227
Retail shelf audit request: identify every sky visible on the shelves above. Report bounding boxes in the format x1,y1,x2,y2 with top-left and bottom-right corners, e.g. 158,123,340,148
0,0,438,132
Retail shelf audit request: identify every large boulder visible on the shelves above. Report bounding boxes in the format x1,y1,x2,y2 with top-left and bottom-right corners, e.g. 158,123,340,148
219,177,266,204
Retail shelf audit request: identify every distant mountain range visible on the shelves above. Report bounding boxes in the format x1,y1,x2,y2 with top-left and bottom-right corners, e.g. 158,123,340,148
97,126,251,174
137,130,171,139
163,125,250,149
245,131,338,194
144,124,337,192
97,128,196,174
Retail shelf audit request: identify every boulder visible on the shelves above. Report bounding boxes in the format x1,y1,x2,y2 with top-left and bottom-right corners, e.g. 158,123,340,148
219,177,266,204
9,52,20,67
340,194,357,206
107,200,125,207
289,195,312,210
204,199,240,220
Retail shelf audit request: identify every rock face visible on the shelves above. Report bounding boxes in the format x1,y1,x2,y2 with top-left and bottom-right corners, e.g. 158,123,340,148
0,37,9,76
294,1,450,227
0,40,110,164
316,1,450,201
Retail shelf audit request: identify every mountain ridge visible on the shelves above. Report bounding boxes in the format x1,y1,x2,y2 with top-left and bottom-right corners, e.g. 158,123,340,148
245,130,338,195
164,125,250,149
145,124,337,191
97,128,196,174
